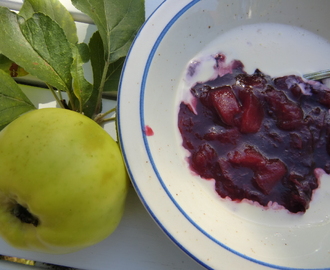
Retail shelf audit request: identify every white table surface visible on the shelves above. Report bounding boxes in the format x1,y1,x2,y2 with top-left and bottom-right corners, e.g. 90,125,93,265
0,0,206,269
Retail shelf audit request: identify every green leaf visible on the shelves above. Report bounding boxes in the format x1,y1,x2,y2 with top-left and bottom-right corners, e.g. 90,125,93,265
85,31,104,116
89,31,104,92
71,0,145,63
104,57,125,92
0,8,74,94
0,55,12,74
89,30,125,93
70,43,93,116
19,13,73,91
0,70,36,131
19,0,78,44
76,42,90,64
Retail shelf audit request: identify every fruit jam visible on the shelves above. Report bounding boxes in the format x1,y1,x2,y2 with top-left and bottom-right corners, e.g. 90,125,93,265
178,54,330,213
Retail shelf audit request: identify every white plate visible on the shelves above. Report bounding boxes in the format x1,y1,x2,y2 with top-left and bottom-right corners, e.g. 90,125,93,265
118,0,330,269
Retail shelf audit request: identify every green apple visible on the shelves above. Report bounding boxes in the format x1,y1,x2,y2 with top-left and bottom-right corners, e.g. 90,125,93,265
0,108,129,254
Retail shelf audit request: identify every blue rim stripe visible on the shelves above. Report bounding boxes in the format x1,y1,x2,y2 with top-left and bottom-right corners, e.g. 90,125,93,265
138,1,210,268
118,1,209,269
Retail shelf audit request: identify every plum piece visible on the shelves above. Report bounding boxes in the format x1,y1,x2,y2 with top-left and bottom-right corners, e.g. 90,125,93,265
273,75,304,90
255,159,287,195
228,146,265,169
312,88,330,108
285,173,318,213
214,54,245,76
264,86,304,130
238,89,264,133
228,146,287,194
209,86,241,126
203,126,240,144
236,71,267,90
217,158,238,197
191,143,217,179
217,158,250,200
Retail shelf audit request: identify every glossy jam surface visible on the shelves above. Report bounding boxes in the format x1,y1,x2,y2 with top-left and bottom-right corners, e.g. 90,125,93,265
178,55,330,213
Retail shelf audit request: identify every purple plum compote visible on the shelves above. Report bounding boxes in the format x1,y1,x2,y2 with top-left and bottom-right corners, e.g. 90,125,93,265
178,54,330,213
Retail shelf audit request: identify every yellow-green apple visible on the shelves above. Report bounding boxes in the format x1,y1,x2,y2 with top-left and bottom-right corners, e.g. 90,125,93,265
0,108,129,254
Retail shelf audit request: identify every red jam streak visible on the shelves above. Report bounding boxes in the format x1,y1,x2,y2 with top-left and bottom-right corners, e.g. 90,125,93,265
178,54,330,213
144,125,154,136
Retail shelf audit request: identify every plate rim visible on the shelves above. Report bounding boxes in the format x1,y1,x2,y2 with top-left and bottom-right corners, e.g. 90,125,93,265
117,1,330,269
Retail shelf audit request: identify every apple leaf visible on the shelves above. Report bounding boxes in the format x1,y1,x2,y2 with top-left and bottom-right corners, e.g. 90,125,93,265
89,31,124,93
71,0,145,63
89,31,104,94
18,0,78,44
19,13,74,91
0,8,73,94
0,55,12,72
88,31,125,106
105,58,125,92
0,70,36,131
71,43,94,117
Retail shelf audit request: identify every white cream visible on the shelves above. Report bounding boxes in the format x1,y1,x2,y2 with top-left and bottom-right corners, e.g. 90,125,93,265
178,22,330,227
188,22,330,79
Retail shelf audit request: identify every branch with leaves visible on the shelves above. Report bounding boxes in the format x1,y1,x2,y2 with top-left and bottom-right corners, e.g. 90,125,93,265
0,0,144,130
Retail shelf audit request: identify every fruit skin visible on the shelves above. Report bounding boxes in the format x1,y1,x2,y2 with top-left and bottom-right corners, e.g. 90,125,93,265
0,108,129,254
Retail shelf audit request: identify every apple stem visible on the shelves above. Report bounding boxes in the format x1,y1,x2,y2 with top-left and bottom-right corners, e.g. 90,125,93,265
93,107,116,124
102,116,116,122
11,204,39,227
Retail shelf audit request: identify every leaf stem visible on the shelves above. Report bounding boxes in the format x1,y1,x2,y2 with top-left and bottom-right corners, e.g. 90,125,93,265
95,56,111,114
46,84,65,109
57,88,64,101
